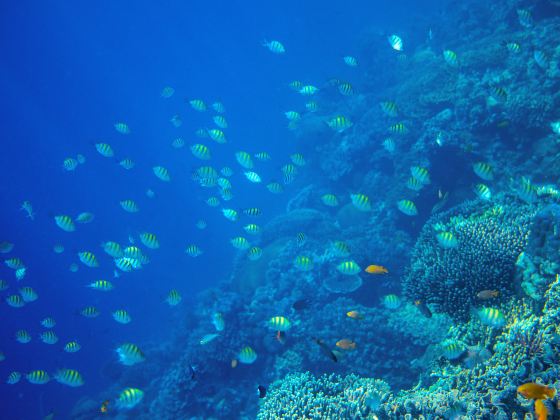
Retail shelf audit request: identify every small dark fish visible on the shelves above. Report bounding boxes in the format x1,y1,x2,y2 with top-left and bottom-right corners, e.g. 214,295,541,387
414,299,432,318
292,299,309,311
477,290,499,300
189,365,196,380
431,191,449,214
276,330,286,344
312,337,338,362
100,400,109,414
257,385,267,398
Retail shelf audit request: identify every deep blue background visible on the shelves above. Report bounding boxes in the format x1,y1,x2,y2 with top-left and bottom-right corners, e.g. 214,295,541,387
0,1,446,417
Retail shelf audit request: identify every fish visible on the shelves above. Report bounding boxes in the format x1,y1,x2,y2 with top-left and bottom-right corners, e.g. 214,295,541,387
120,200,139,213
296,232,306,247
380,101,398,117
166,289,182,306
112,309,131,324
54,369,84,387
235,151,254,169
145,189,155,198
294,255,313,271
517,383,556,400
441,340,465,360
153,166,171,182
474,183,492,201
258,385,267,398
0,241,14,253
15,329,31,343
200,333,219,345
351,193,371,211
275,330,286,344
170,115,182,127
406,177,424,191
6,294,25,308
243,208,261,217
285,111,301,121
238,346,257,364
0,280,8,291
266,182,284,194
53,244,64,254
288,80,302,91
365,265,388,274
76,153,85,164
336,339,356,350
477,290,499,300
41,317,56,328
535,399,548,420
414,299,432,318
88,280,114,291
5,257,24,269
337,260,361,275
248,246,263,261
327,115,353,132
26,370,50,384
140,232,159,249
305,101,318,112
472,162,493,180
116,343,145,366
206,197,220,207
346,310,364,320
40,331,58,344
244,171,262,183
80,306,100,318
19,286,38,302
490,86,507,103
517,177,537,204
290,153,306,167
436,231,458,248
78,251,99,268
383,294,401,309
338,81,354,96
6,371,22,384
63,157,78,171
231,236,250,250
312,337,338,362
397,199,418,216
388,34,403,51
15,267,26,281
102,241,123,258
95,143,114,158
213,115,228,129
161,86,174,98
534,50,548,69
383,138,396,153
254,152,271,162
212,101,225,113
171,137,185,149
389,122,408,134
208,128,226,143
75,212,95,223
189,99,206,111
262,39,285,54
517,9,533,28
212,312,225,331
299,85,319,96
222,209,238,221
116,388,144,409
268,316,291,331
191,144,211,160
64,341,81,353
505,42,521,53
411,166,430,185
100,400,110,414
21,201,35,220
321,194,339,207
243,224,261,235
550,121,560,135
443,50,458,67
114,122,130,134
281,163,298,184
343,55,358,66
476,307,505,328
54,215,75,232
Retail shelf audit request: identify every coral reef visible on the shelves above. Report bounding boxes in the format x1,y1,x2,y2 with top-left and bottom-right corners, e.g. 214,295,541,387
403,196,536,319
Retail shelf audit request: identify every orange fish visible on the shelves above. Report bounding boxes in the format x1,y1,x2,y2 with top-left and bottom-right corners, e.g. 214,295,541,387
477,290,499,300
535,399,548,420
517,383,556,400
336,339,356,350
364,265,388,274
100,400,109,414
231,359,238,368
346,310,364,320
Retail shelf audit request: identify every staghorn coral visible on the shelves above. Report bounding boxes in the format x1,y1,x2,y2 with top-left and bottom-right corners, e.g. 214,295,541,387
257,372,390,419
403,196,536,320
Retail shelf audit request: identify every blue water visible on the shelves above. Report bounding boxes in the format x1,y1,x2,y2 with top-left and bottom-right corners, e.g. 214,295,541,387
1,1,453,418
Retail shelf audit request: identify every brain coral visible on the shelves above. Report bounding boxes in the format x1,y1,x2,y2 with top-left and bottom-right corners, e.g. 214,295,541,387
403,197,536,320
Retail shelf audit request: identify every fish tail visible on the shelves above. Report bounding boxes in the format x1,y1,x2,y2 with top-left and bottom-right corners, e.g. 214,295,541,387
545,387,556,399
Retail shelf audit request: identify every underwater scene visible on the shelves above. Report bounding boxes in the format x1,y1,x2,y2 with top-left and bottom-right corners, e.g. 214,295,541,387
3,0,560,418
